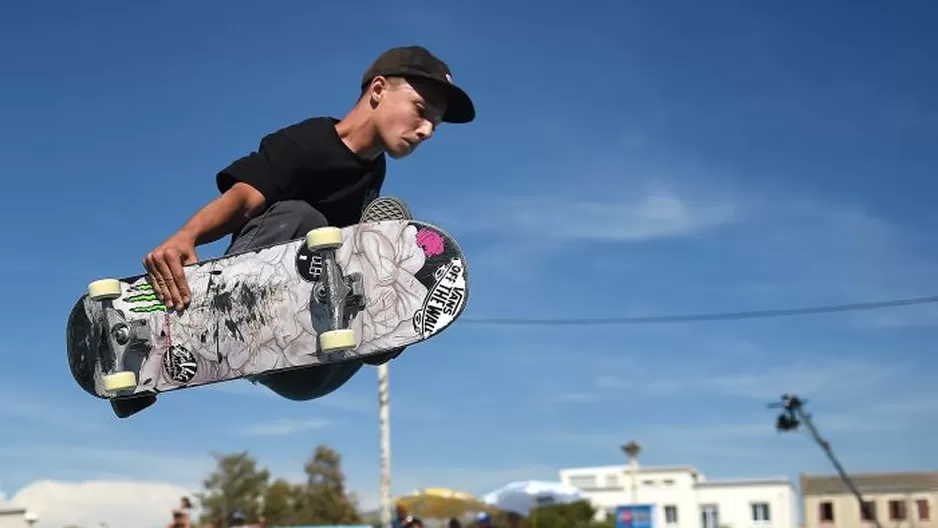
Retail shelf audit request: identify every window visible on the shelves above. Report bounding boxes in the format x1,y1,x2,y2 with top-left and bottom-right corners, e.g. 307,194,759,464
701,504,719,528
917,499,930,521
568,475,596,489
663,479,675,486
819,501,834,523
751,502,771,523
664,505,678,525
889,500,906,521
642,479,656,486
860,501,876,521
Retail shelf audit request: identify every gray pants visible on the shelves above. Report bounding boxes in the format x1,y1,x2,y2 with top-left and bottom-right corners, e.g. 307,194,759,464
225,200,363,401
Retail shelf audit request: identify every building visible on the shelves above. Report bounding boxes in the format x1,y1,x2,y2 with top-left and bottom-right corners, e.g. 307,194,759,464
558,464,798,528
0,495,34,528
801,471,938,528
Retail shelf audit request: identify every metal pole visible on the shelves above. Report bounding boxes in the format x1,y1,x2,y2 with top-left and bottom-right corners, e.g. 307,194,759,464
378,363,393,528
773,394,884,528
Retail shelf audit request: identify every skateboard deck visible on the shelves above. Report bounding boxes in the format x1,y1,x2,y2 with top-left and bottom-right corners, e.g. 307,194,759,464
66,219,469,400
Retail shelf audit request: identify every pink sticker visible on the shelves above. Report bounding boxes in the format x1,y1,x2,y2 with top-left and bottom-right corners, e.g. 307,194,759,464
416,228,445,257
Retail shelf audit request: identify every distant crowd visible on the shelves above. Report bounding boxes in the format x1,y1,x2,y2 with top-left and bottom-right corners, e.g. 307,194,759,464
165,497,522,528
390,503,523,528
167,497,267,528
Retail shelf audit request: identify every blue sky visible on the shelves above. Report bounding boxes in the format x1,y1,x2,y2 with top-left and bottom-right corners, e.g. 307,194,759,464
2,0,937,525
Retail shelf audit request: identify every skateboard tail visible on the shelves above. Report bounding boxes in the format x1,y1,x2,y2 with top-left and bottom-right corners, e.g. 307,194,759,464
67,295,116,398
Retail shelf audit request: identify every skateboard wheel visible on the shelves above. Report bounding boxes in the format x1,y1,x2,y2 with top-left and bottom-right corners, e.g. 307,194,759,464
319,329,356,352
305,227,343,250
88,279,122,300
102,371,137,392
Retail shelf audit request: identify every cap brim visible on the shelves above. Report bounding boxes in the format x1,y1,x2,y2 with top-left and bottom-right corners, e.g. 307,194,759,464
439,83,475,124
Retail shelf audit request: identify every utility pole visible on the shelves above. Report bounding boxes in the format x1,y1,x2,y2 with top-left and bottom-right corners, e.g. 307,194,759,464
770,394,884,528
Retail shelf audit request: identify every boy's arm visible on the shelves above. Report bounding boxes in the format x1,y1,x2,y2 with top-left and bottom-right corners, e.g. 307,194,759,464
144,182,265,310
146,122,312,310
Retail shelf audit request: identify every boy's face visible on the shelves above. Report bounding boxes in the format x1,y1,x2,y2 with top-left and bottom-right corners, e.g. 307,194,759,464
370,76,448,159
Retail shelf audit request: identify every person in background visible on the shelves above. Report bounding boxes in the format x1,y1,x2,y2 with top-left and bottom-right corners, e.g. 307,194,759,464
505,512,522,528
392,503,409,528
403,515,424,528
448,517,462,528
167,508,190,528
475,511,492,527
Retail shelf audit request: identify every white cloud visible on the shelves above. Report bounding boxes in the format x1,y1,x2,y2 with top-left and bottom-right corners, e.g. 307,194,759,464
11,480,195,528
239,418,332,437
443,186,737,244
492,189,737,242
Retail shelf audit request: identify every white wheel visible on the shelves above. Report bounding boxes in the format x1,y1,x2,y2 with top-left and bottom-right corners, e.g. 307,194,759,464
319,329,356,352
102,371,137,392
88,279,122,300
305,227,343,250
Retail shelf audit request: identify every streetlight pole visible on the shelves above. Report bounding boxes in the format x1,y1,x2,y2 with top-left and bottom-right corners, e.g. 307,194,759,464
770,394,884,528
621,441,642,504
378,363,393,528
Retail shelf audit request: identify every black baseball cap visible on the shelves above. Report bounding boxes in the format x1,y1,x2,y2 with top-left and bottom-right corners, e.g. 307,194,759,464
361,45,475,124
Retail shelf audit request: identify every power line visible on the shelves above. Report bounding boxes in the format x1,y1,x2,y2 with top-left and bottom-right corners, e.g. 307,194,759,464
463,294,938,326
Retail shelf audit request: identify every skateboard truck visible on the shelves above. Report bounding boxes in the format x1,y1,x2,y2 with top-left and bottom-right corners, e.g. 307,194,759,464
305,227,361,353
87,279,144,395
314,271,365,325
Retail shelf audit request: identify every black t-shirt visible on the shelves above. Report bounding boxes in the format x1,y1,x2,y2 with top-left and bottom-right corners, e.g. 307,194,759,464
215,116,386,228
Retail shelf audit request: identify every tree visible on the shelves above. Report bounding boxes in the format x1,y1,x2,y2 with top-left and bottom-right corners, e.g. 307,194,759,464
295,444,362,525
192,444,364,526
195,451,270,525
261,478,306,526
482,501,610,528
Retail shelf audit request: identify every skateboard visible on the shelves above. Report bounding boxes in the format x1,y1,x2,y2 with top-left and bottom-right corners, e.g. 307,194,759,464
66,220,469,400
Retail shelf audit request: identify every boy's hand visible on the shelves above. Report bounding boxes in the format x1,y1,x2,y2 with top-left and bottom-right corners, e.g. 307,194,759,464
144,231,199,310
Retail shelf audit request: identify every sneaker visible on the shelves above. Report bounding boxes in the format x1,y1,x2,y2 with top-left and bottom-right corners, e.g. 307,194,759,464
359,196,411,366
361,195,413,222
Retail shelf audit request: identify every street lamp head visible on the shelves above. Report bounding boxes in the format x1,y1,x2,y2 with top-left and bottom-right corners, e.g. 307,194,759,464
24,511,39,523
775,413,800,431
621,441,642,458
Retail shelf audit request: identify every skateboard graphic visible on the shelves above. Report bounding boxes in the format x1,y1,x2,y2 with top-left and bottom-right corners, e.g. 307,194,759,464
66,220,469,400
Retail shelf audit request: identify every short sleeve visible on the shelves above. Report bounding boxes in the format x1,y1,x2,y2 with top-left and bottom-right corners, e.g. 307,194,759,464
215,128,307,206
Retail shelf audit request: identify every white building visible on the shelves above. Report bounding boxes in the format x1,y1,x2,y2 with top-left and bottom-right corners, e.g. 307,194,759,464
558,464,798,528
0,497,35,528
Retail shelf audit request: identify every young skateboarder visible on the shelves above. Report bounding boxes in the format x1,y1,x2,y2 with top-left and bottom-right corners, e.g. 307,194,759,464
114,45,475,418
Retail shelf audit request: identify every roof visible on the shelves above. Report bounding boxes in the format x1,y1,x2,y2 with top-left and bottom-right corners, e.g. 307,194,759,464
560,464,699,475
697,478,793,489
800,471,938,495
